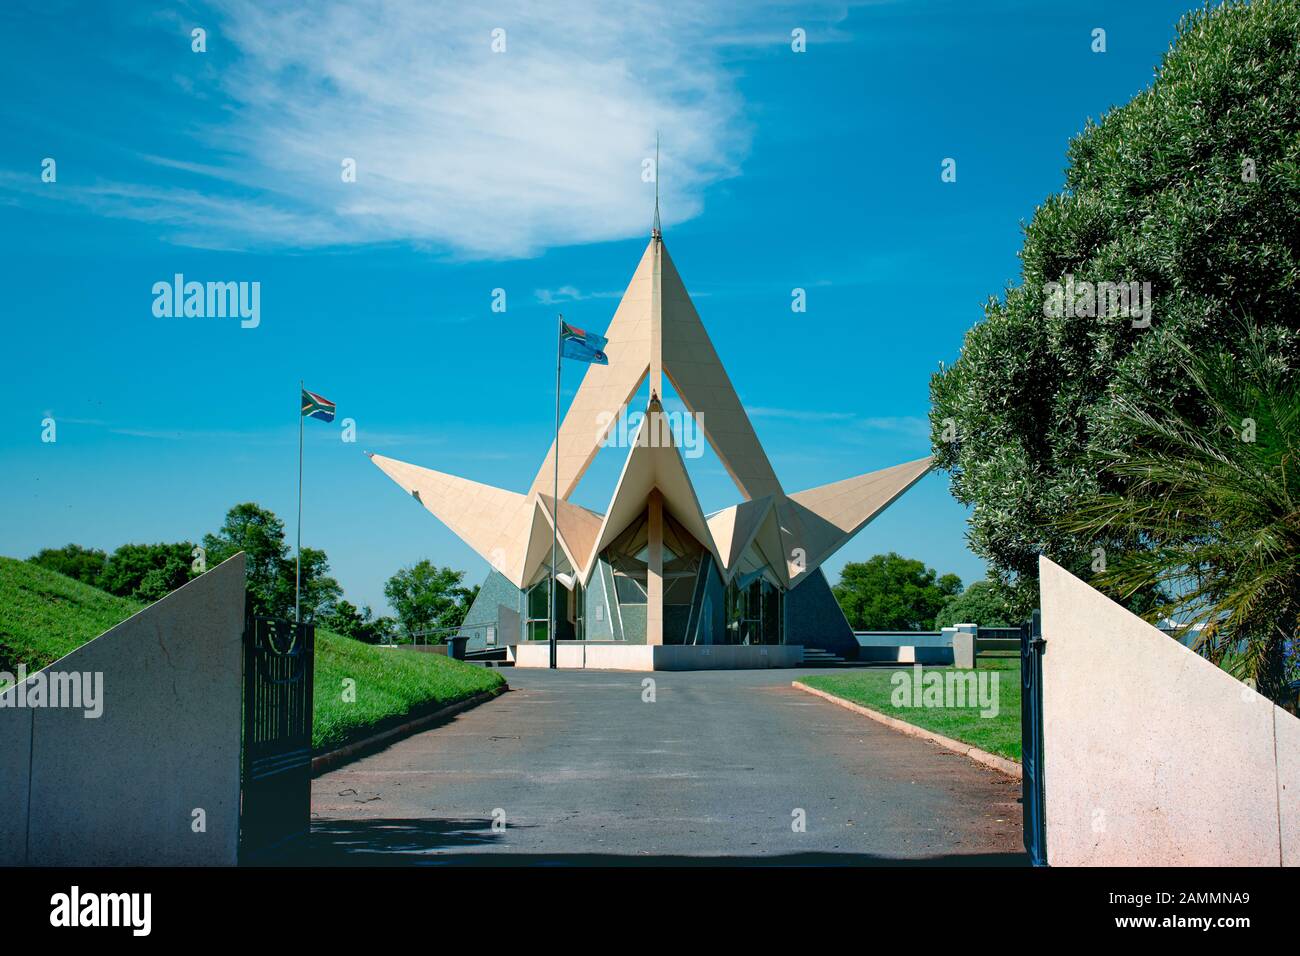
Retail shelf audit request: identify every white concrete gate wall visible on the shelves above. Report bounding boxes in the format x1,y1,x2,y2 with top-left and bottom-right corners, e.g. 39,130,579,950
1039,556,1298,866
0,553,246,865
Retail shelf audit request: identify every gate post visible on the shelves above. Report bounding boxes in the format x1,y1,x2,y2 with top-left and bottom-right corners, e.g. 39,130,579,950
1020,610,1048,865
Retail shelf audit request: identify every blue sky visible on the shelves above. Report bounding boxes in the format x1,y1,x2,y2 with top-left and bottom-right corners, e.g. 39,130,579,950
0,0,1203,613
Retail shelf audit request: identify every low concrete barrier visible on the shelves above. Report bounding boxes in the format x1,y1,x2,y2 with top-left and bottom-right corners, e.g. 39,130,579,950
387,643,449,655
856,631,954,665
1040,556,1299,866
0,554,246,866
512,642,804,670
511,642,650,669
856,626,1011,667
653,644,803,670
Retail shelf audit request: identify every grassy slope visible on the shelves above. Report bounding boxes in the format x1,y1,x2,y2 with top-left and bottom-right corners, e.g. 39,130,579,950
0,556,144,675
0,556,504,751
312,630,502,751
800,655,1022,762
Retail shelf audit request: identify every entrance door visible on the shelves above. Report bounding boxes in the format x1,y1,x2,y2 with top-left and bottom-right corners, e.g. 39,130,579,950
525,579,575,641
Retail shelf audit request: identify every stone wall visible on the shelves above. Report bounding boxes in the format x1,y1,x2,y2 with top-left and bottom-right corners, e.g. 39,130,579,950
0,554,246,866
785,568,859,659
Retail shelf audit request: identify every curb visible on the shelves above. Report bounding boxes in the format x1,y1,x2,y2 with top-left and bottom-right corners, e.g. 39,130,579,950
792,680,1022,779
311,684,507,777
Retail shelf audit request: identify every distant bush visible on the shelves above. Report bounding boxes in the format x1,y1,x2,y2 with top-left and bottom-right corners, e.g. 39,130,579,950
935,580,1016,629
28,544,107,587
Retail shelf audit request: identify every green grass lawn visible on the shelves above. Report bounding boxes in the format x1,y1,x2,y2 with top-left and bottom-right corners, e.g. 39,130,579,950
311,630,502,752
0,556,504,752
800,654,1022,762
0,555,144,677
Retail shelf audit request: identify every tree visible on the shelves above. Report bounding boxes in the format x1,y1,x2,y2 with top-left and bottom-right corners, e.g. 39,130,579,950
935,580,1016,629
28,544,107,586
280,546,342,624
323,599,398,645
832,553,961,631
133,562,189,602
383,561,476,639
203,503,291,617
202,502,339,621
98,542,197,600
929,1,1300,616
1063,329,1299,704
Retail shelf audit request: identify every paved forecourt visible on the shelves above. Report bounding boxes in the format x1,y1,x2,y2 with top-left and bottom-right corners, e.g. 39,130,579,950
305,666,1024,865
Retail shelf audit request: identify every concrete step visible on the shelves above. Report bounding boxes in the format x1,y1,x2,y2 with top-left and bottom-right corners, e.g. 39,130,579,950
800,647,847,665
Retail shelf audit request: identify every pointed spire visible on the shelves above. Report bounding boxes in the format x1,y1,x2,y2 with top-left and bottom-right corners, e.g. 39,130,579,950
652,131,661,241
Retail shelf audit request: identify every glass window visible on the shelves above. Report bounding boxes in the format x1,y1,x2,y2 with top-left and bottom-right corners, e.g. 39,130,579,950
573,581,584,641
724,575,784,645
615,572,647,604
598,505,709,633
527,581,553,641
528,581,549,619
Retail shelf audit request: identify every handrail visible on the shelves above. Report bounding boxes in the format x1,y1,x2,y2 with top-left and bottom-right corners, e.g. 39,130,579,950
382,621,497,648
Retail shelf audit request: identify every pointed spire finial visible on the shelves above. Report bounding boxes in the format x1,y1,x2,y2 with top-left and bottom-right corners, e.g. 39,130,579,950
652,131,661,241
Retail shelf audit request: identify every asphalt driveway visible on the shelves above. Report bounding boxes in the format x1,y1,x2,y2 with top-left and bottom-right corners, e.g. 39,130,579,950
302,666,1025,865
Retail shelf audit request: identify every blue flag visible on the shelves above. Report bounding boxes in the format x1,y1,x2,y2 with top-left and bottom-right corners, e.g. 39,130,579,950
560,321,609,365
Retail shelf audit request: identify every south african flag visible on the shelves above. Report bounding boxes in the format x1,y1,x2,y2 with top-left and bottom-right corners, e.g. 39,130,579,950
560,321,609,365
301,388,336,423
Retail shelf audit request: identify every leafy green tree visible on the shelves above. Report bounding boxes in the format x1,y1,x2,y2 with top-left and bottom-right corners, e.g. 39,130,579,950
282,546,343,624
322,599,366,640
1064,329,1299,704
323,599,398,645
929,0,1300,616
367,614,399,645
935,580,1016,628
28,544,107,586
203,503,292,617
130,551,197,602
202,502,339,621
98,542,197,600
832,553,961,631
383,561,476,639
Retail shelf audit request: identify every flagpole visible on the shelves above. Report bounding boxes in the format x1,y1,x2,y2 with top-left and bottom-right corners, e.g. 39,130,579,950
296,378,303,625
550,314,561,670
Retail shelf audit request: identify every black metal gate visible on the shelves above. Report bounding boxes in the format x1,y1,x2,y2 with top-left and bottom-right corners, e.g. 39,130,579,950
1020,610,1047,865
240,610,314,861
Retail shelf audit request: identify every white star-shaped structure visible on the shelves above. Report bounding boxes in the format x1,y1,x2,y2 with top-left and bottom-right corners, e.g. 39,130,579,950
371,232,931,648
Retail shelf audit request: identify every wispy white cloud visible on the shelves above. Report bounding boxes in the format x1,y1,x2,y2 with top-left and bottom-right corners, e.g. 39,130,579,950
6,1,886,259
9,0,834,258
534,286,622,305
200,0,760,258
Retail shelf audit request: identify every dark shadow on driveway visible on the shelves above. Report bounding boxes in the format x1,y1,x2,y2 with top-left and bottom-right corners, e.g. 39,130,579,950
277,817,1028,867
